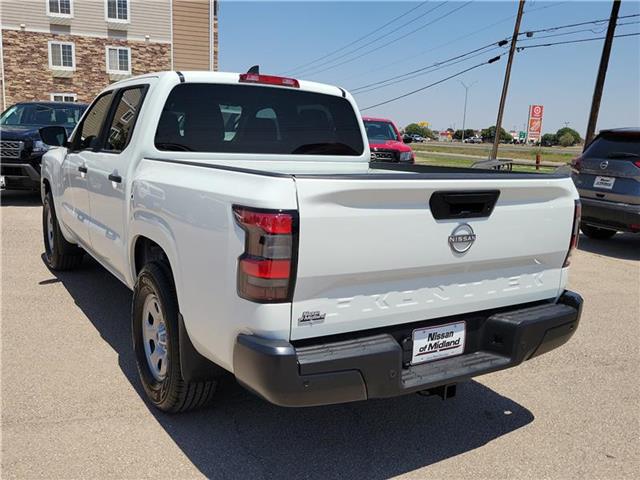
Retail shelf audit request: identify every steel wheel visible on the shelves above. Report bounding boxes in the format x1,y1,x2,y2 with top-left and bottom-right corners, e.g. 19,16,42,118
141,293,169,381
45,205,54,255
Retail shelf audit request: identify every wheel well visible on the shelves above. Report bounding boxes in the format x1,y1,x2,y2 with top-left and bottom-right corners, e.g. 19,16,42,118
134,236,172,278
42,178,51,203
132,236,223,382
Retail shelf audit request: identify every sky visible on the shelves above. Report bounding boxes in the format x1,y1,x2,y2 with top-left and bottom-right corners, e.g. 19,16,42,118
219,0,640,136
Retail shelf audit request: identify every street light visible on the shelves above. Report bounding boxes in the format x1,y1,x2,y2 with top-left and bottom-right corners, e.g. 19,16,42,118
460,80,478,143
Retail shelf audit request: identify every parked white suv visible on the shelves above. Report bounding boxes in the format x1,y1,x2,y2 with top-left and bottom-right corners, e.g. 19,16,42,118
40,71,583,412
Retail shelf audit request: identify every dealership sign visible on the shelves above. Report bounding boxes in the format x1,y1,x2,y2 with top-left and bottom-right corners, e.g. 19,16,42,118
527,105,544,142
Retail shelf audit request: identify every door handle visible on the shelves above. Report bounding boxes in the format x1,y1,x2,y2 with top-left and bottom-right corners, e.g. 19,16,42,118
78,165,88,173
108,173,122,183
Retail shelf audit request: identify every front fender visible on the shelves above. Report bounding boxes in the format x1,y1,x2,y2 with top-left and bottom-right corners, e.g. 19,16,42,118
40,148,65,201
41,148,75,241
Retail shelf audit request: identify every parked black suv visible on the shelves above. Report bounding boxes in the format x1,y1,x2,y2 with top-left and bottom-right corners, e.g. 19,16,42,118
1,101,86,191
572,128,640,238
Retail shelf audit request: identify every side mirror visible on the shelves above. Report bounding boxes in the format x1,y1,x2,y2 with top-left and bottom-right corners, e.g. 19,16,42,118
403,135,413,144
39,126,68,147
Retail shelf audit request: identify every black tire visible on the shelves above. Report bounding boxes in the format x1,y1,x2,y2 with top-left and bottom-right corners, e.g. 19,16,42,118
42,191,84,270
581,223,617,240
132,261,217,412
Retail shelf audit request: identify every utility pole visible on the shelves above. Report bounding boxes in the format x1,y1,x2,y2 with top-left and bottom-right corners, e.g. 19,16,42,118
490,0,525,160
460,80,478,143
584,0,621,149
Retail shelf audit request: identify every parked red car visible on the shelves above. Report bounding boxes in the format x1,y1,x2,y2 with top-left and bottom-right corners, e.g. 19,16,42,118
363,116,414,163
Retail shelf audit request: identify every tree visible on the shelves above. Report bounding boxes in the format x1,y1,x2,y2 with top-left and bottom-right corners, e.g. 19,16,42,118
555,127,582,145
480,125,512,143
541,133,557,146
405,123,436,139
558,133,575,147
453,129,476,140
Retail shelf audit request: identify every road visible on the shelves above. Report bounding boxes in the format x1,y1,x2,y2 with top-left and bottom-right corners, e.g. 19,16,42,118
2,190,638,479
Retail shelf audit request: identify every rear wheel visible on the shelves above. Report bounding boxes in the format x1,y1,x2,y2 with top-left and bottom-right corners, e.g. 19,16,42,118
132,262,217,412
42,192,83,270
581,223,617,240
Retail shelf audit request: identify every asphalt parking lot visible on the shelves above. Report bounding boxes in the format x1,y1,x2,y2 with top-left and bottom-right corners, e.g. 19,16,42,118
1,190,638,479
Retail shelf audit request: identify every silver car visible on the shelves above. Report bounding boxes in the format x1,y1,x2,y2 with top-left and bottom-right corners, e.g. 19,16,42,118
572,128,640,238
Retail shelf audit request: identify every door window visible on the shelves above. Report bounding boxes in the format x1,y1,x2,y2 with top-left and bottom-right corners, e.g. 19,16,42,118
71,91,114,151
103,86,145,152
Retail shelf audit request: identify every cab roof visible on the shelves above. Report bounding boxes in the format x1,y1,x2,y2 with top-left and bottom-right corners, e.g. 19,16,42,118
362,116,396,123
109,70,348,99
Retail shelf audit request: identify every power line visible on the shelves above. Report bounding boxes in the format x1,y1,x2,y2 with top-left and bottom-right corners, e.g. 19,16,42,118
297,1,473,78
288,1,449,76
520,12,639,36
516,31,640,50
352,16,639,95
361,56,501,111
351,40,500,92
518,20,640,42
359,31,639,113
336,0,569,84
353,45,501,94
282,1,432,75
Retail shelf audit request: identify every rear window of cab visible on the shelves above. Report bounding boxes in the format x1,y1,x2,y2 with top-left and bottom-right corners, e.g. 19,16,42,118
585,132,640,158
154,83,364,156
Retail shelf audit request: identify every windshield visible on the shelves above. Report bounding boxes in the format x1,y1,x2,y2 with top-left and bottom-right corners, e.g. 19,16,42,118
364,120,398,142
155,84,364,155
0,103,85,127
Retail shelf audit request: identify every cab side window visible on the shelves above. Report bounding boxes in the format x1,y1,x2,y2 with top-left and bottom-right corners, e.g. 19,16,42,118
72,92,114,151
104,86,146,152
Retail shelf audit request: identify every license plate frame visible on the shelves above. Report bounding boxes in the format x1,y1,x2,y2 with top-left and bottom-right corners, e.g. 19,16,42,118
411,321,466,365
594,176,615,190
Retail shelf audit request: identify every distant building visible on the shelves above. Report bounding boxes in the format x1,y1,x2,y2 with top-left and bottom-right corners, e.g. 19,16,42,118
0,0,219,109
438,130,453,142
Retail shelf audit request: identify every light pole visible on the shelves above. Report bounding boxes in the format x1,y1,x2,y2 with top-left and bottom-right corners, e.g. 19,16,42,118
460,80,477,143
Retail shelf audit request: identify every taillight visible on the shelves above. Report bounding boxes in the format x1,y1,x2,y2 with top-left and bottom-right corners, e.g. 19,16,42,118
570,155,583,172
563,200,581,267
233,206,298,302
634,160,640,168
239,73,300,88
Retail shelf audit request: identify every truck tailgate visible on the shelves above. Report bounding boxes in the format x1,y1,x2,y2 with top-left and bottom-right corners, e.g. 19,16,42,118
291,175,577,340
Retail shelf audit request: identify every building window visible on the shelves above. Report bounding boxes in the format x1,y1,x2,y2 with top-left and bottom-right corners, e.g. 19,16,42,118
106,46,131,74
48,41,75,70
106,0,129,22
51,93,77,102
47,0,73,17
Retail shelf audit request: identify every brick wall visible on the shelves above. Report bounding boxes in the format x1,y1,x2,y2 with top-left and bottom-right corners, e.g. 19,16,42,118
213,15,219,71
2,30,171,106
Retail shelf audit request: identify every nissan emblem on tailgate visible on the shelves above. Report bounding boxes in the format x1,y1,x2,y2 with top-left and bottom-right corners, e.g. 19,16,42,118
449,224,476,253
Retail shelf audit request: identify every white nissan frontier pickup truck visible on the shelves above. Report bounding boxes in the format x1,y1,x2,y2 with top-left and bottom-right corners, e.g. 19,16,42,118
39,71,583,412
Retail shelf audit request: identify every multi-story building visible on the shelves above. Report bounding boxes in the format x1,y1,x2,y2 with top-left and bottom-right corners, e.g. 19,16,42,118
0,0,219,109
